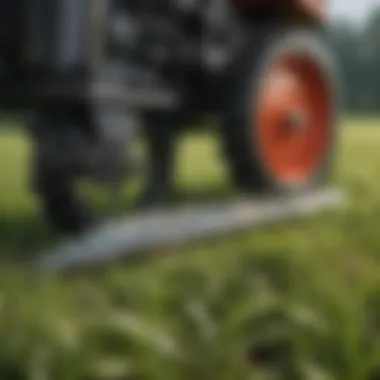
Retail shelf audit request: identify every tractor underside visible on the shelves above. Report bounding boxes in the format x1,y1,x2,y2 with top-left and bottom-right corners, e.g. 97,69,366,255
0,0,344,261
0,0,233,108
0,0,325,111
0,0,249,200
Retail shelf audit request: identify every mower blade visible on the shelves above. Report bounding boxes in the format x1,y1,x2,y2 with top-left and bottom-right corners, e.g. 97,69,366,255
36,187,346,273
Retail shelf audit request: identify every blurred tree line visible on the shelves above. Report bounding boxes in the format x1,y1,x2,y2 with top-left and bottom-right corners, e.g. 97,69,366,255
327,9,380,114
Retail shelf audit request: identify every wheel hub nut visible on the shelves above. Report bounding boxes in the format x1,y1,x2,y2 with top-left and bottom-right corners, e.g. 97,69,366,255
287,109,308,131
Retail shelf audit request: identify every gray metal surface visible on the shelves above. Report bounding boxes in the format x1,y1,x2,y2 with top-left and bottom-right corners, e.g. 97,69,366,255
36,188,346,273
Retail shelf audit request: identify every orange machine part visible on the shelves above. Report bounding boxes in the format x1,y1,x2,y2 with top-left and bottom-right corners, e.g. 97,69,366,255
294,0,327,23
255,54,332,184
230,0,327,24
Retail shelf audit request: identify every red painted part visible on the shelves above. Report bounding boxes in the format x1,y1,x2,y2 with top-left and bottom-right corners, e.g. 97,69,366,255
255,55,331,184
297,0,327,22
230,0,327,23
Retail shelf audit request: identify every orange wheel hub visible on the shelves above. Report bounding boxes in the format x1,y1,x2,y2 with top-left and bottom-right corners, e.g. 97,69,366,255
256,54,332,184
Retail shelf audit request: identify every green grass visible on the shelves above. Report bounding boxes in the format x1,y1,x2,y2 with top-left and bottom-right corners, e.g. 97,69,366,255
1,117,380,379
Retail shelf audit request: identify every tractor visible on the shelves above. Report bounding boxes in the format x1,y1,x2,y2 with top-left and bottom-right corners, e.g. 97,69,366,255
0,0,340,235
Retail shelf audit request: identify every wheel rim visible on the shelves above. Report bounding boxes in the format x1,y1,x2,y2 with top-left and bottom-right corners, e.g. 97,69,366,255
256,53,332,185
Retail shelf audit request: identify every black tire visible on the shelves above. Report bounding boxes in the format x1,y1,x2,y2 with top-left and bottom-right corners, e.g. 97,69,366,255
31,113,95,235
220,26,341,195
32,109,143,235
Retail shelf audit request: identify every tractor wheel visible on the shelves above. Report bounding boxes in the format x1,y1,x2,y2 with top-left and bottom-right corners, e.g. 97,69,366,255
31,113,95,235
221,27,340,194
31,109,141,235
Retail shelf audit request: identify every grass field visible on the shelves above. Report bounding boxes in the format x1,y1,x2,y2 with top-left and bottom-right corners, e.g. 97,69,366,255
1,117,380,379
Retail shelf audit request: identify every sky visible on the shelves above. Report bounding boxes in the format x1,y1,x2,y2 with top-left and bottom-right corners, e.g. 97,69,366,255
330,0,380,24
